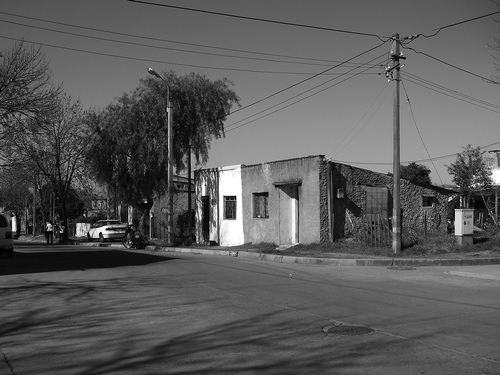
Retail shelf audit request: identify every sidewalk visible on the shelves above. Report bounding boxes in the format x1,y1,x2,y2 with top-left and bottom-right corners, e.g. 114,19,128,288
15,236,500,267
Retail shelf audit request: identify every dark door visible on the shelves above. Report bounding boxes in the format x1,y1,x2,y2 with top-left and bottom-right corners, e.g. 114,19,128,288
202,196,210,241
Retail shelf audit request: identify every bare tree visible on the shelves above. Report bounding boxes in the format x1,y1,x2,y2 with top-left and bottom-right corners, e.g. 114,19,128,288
10,95,92,241
0,41,61,148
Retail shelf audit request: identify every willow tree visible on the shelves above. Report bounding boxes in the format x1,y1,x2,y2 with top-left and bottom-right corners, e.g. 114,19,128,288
87,71,240,237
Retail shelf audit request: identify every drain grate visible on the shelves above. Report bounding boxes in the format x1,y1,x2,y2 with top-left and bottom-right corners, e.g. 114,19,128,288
324,325,374,336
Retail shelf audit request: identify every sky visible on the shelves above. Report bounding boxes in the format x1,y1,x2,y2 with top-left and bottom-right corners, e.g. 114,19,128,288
2,0,500,185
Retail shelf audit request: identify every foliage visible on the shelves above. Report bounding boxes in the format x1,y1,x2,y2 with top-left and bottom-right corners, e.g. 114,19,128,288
446,144,493,207
7,94,92,238
400,162,432,184
86,71,240,233
0,41,61,147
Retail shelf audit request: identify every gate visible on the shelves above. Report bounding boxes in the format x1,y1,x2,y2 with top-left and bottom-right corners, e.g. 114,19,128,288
361,214,391,247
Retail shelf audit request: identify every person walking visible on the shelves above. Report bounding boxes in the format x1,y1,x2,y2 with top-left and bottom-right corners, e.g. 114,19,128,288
45,221,53,244
59,223,65,244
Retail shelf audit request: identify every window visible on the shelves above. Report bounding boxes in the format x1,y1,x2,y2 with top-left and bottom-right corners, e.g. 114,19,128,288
253,192,269,218
422,195,434,207
224,196,237,219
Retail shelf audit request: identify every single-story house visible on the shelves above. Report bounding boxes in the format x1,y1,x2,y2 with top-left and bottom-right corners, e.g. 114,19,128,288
194,155,457,247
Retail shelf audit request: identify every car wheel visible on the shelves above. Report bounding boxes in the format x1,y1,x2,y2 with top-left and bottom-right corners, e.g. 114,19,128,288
99,233,104,242
87,233,92,242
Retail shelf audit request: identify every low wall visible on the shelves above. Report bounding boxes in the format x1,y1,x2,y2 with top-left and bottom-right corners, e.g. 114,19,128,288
76,223,91,237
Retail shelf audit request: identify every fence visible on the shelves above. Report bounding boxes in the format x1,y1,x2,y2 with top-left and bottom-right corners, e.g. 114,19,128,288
361,214,391,247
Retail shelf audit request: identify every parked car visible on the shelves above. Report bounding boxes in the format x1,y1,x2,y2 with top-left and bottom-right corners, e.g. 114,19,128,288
87,220,127,242
0,212,14,258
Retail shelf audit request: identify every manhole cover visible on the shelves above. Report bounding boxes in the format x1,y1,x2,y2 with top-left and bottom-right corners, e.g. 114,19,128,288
387,266,416,270
324,325,374,336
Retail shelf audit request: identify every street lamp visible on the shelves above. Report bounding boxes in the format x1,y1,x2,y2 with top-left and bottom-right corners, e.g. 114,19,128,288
148,68,174,245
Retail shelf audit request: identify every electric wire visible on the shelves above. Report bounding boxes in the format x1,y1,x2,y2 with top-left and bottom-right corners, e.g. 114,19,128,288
327,84,391,159
0,11,357,65
402,45,497,84
226,51,387,130
226,57,386,132
0,17,378,69
404,10,500,39
229,41,389,117
401,78,443,184
401,71,500,113
1,35,370,76
127,0,387,41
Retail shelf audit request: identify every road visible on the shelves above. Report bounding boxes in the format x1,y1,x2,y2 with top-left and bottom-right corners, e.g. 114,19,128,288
1,242,499,374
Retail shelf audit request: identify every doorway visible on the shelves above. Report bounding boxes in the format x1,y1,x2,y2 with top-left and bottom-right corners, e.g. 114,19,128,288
278,185,299,245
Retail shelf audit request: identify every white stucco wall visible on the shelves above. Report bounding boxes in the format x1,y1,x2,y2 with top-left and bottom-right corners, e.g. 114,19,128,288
492,168,500,185
218,165,244,246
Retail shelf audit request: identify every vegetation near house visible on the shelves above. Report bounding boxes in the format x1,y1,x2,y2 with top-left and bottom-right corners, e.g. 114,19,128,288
446,144,494,208
400,162,432,185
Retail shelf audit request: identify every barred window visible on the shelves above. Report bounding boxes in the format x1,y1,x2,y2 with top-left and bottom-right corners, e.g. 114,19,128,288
253,192,269,218
224,196,237,220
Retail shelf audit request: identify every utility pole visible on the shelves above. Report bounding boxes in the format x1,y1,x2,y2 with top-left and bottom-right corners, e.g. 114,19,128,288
148,68,174,245
388,33,405,254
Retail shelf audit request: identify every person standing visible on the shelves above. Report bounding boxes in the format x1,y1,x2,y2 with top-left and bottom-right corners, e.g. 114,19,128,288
45,221,53,244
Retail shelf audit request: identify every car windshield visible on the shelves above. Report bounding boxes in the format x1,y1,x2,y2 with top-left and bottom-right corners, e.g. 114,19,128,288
102,220,121,226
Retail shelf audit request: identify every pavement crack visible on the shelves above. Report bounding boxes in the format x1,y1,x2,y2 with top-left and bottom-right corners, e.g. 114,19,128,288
1,348,15,375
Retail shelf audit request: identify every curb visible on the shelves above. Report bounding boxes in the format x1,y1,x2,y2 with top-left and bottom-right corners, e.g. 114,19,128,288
150,245,500,267
45,240,500,267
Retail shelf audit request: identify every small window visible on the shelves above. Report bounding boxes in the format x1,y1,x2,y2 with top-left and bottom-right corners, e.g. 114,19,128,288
253,192,269,218
422,196,434,207
224,196,237,220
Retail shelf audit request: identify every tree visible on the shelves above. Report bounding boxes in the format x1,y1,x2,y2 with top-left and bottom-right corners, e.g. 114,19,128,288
0,41,61,147
86,71,240,236
8,95,92,241
400,162,432,185
446,144,493,208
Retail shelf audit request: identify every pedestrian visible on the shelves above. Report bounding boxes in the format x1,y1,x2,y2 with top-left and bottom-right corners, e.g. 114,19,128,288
45,221,53,244
59,223,65,244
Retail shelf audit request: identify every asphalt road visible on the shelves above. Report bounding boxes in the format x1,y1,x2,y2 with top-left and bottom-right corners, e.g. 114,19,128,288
1,243,499,374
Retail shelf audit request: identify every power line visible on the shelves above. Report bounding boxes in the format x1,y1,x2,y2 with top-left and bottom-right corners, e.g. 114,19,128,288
127,0,387,41
226,56,386,132
401,71,500,113
404,10,500,40
331,140,500,167
0,11,351,65
0,16,377,69
402,46,497,84
229,41,389,117
2,35,374,76
401,79,443,184
327,84,391,159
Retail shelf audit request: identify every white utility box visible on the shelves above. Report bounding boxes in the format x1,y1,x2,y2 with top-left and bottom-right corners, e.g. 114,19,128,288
454,209,474,245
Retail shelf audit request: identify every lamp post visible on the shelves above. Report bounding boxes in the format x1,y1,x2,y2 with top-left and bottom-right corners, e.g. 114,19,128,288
148,68,174,245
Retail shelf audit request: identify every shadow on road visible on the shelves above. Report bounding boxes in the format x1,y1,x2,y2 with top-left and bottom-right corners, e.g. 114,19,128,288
0,248,176,276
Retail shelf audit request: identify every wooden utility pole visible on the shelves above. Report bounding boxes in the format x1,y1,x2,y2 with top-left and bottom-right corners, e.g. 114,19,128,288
390,33,404,254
